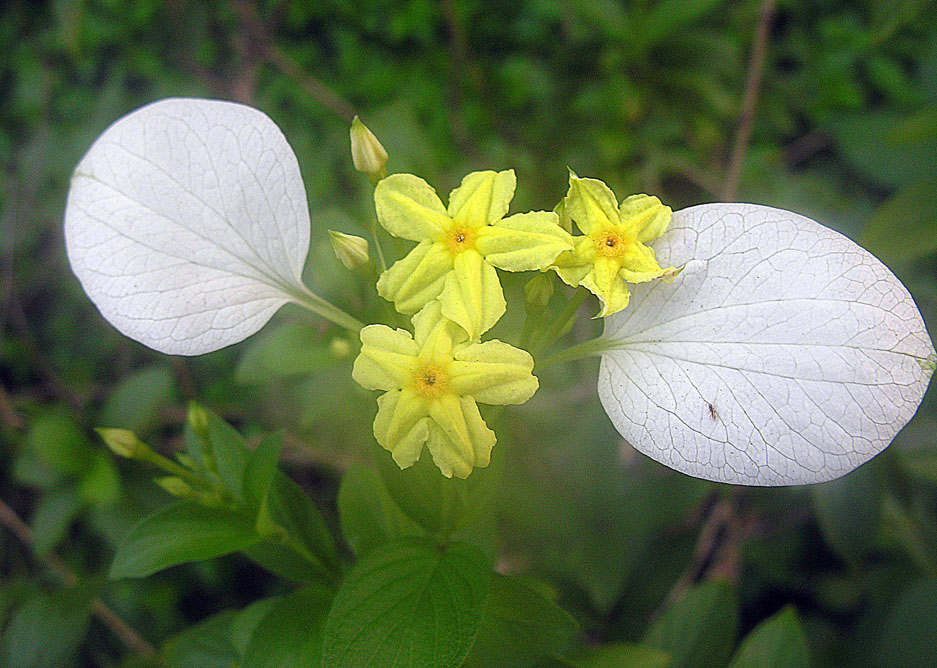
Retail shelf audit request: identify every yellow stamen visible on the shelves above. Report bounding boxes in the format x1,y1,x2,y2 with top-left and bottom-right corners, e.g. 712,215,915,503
595,231,628,258
445,226,476,255
413,363,449,398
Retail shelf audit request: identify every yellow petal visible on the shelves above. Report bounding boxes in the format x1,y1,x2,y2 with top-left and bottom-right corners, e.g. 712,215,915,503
475,211,574,271
618,241,667,283
426,395,495,478
618,194,672,243
440,249,506,340
449,340,538,405
566,175,620,235
373,389,431,469
375,173,451,242
581,256,631,317
412,302,460,365
377,241,453,314
352,325,420,391
447,170,516,228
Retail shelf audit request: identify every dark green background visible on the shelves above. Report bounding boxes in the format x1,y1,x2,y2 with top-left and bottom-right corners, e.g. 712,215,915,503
2,1,936,667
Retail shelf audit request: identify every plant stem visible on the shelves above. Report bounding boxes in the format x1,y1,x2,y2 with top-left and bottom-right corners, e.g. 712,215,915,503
370,217,388,273
289,286,365,333
530,287,589,357
535,336,616,371
0,498,157,658
142,449,211,490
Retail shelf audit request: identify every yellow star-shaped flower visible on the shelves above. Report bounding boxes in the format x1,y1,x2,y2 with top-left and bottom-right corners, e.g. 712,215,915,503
352,302,538,478
374,170,573,339
553,174,674,317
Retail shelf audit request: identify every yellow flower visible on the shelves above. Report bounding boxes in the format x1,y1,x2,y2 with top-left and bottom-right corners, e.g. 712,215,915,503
374,170,573,339
553,174,674,317
352,302,538,478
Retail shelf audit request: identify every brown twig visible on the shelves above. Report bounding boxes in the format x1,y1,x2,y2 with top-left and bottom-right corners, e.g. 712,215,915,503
0,498,157,658
721,0,776,202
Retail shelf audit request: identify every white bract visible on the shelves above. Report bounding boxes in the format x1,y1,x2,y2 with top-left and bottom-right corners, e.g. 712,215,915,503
598,203,935,485
64,98,315,355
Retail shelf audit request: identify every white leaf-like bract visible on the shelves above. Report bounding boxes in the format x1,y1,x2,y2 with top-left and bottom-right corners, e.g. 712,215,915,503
598,203,935,485
65,98,311,355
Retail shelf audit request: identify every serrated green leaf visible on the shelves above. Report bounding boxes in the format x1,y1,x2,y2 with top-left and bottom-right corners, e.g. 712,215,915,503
728,606,809,668
241,585,334,668
337,465,422,556
110,502,260,579
462,574,578,668
644,580,738,668
321,539,489,668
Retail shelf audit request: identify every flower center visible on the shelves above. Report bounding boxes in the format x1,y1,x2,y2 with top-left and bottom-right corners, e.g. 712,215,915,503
595,231,627,258
445,226,476,255
413,363,449,399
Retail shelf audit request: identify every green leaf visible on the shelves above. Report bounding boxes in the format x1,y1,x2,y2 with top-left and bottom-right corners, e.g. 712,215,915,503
26,409,93,477
571,643,672,668
242,585,334,668
0,586,93,668
874,579,937,668
236,321,339,384
728,607,809,668
320,538,489,668
643,580,738,668
77,451,121,506
243,432,284,511
205,411,250,501
99,364,177,432
337,465,422,556
230,597,281,656
375,443,499,535
811,461,882,564
162,609,240,668
110,502,260,579
462,574,577,668
254,472,341,581
30,488,83,556
861,179,937,264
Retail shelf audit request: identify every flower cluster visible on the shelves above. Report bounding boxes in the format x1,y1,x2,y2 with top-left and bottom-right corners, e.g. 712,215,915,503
64,98,935,486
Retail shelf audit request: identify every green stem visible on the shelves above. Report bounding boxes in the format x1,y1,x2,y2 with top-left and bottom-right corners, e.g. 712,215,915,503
530,287,589,357
370,217,388,273
536,336,617,371
290,286,365,333
140,450,210,490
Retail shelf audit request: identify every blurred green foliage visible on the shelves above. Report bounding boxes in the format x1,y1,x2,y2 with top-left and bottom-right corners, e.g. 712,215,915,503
2,0,937,667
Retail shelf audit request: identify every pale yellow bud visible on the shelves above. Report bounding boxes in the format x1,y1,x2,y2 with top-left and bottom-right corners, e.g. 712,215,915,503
155,476,194,498
525,272,554,312
329,230,371,270
350,116,388,183
329,337,354,359
186,401,210,442
96,428,149,459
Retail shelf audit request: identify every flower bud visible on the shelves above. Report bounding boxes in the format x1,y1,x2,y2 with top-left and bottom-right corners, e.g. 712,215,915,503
350,116,388,183
329,337,354,359
155,476,194,499
553,198,572,233
96,428,150,459
525,273,554,314
186,401,210,442
329,230,371,270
